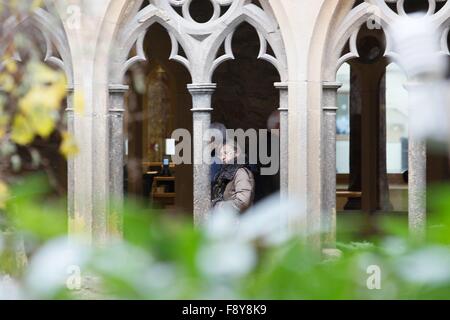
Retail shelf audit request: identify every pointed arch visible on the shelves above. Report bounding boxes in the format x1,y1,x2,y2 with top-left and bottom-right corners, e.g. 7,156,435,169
206,12,287,82
105,0,290,228
0,6,73,84
109,3,191,84
109,0,288,84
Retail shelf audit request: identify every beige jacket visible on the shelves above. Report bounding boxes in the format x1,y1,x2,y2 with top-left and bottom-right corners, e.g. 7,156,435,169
215,167,255,213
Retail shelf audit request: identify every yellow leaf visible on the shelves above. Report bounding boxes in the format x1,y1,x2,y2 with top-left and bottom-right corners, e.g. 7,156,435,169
15,64,67,141
11,114,35,145
28,63,59,84
20,87,62,113
19,88,43,113
4,59,17,74
0,73,15,92
27,106,57,138
60,131,79,158
31,0,43,10
0,180,9,209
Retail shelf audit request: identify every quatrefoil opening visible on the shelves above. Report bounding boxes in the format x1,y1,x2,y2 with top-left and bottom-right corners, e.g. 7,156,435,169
170,0,233,24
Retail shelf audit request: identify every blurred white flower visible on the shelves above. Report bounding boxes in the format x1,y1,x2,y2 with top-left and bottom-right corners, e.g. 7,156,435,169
136,263,177,298
390,14,447,79
197,241,257,278
381,237,408,256
395,247,450,285
198,194,304,279
237,194,304,246
0,275,24,300
89,242,153,283
407,81,450,142
389,14,450,142
24,237,90,297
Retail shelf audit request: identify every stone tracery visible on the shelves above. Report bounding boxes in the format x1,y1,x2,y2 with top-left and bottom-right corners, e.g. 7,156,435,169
0,6,72,84
322,0,450,246
110,0,287,84
330,0,450,77
108,0,288,225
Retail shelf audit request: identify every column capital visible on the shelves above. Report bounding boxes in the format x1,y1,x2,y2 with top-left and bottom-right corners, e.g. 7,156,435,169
322,82,341,112
188,83,216,112
323,81,343,90
190,108,213,112
109,109,126,114
65,86,74,113
187,83,217,94
109,84,128,114
275,82,288,111
274,82,288,90
109,84,130,93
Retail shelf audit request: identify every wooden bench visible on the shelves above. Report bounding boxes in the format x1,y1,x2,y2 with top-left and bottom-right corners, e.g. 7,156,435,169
336,190,362,199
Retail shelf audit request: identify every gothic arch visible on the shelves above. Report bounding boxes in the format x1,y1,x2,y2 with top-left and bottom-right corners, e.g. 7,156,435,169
106,0,289,226
320,0,450,246
324,0,450,80
109,0,288,84
109,5,191,84
0,6,73,85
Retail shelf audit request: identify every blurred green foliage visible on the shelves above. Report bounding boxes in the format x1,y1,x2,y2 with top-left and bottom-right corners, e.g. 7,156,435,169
0,176,449,300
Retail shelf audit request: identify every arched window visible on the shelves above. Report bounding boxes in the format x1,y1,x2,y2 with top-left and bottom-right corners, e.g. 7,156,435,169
325,0,450,240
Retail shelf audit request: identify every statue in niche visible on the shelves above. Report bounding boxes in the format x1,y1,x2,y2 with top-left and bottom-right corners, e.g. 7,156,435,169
142,62,175,162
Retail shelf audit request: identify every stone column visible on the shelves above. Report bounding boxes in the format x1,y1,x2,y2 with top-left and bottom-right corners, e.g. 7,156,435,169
108,84,129,239
322,82,342,248
275,82,289,198
188,83,216,226
66,87,75,234
405,82,427,241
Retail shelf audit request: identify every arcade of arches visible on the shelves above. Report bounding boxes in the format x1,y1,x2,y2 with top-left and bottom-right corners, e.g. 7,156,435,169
5,0,450,251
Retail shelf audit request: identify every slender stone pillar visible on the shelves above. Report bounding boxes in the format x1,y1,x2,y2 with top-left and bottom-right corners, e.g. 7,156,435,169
275,82,289,198
108,84,129,239
322,82,342,248
66,87,75,235
405,82,427,241
188,83,216,226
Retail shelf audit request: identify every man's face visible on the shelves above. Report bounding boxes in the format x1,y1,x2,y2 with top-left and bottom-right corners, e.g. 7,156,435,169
220,144,237,164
